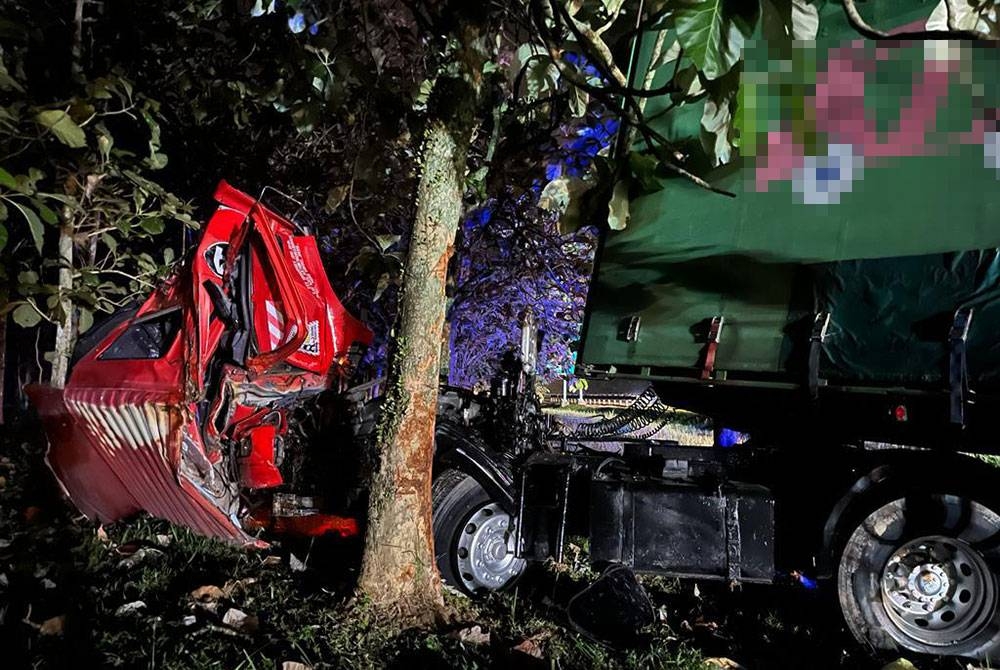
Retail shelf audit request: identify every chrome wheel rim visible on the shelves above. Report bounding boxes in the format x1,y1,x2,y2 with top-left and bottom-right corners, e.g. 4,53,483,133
880,535,996,646
455,502,525,592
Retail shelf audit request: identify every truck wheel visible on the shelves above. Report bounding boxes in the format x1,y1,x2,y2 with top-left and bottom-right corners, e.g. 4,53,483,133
838,494,1000,660
432,469,525,595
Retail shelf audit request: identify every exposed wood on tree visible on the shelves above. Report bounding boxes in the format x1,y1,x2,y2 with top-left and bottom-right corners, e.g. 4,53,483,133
357,57,480,619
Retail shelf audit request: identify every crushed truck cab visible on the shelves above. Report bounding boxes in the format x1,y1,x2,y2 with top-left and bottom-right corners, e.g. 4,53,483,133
27,181,372,545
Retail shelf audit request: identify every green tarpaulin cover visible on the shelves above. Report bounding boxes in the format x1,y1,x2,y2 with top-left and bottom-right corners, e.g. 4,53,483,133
580,1,1000,389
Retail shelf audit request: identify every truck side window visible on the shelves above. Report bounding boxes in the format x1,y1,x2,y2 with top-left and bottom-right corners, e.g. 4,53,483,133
99,308,182,360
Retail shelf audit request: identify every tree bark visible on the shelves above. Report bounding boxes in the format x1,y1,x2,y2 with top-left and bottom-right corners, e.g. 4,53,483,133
357,114,473,619
50,225,74,389
52,0,85,389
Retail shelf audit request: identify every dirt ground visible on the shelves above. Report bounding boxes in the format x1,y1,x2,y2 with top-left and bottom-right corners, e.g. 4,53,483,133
0,417,969,670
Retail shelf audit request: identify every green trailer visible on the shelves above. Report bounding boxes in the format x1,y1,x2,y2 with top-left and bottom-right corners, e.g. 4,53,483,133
579,1,1000,451
429,2,1000,663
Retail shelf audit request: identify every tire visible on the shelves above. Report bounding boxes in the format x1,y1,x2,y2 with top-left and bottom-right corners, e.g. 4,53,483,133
432,468,525,595
838,493,1000,661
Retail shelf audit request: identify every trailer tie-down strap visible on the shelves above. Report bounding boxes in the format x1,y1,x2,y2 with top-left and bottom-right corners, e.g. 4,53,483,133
808,312,831,400
949,308,974,426
700,316,725,381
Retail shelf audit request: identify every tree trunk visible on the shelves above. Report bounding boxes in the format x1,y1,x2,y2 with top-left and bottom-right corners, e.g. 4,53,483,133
51,0,85,389
50,225,74,389
357,115,473,619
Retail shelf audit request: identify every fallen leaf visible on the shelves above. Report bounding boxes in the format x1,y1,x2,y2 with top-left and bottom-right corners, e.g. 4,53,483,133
40,578,56,590
190,585,226,603
289,554,307,572
262,555,282,567
282,662,312,670
115,601,147,616
154,534,172,547
96,526,110,544
0,538,11,549
512,632,551,659
115,542,141,556
222,608,259,633
223,578,257,598
882,660,919,670
182,615,198,626
450,625,491,646
39,615,65,636
116,547,164,570
706,659,745,669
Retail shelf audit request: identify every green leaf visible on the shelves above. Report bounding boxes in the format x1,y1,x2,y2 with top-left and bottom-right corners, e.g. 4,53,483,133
0,166,16,189
137,252,157,273
607,180,630,231
10,200,44,253
761,0,819,52
145,151,168,170
17,270,38,285
32,199,58,225
791,0,819,40
629,152,662,193
701,94,733,166
926,0,999,35
0,60,24,93
568,86,589,118
675,0,758,80
86,77,114,99
97,133,113,162
140,217,165,235
539,176,571,213
35,110,87,148
0,223,6,252
78,307,94,334
511,43,559,100
373,273,391,302
374,234,400,253
12,303,41,328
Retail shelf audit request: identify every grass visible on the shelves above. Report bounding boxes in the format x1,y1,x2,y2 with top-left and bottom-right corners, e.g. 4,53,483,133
0,416,972,670
0,418,710,670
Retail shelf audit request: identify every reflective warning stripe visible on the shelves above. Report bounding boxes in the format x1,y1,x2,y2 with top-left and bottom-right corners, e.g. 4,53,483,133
265,300,284,350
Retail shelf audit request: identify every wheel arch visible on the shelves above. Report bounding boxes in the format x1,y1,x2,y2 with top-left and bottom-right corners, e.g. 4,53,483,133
818,450,1000,578
434,421,516,514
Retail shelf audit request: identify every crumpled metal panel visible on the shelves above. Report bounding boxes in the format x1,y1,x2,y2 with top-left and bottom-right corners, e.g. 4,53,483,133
30,181,373,546
64,388,258,546
25,384,141,523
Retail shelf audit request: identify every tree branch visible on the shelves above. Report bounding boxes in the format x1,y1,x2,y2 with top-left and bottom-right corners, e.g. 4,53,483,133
841,0,998,41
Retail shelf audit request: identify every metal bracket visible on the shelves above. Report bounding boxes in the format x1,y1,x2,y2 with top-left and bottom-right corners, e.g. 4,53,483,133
700,316,725,381
519,308,539,375
618,315,642,343
808,311,831,400
949,307,974,426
